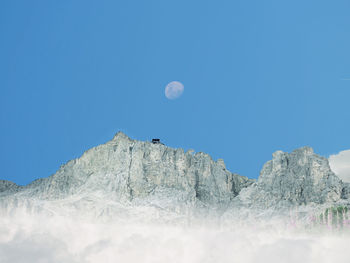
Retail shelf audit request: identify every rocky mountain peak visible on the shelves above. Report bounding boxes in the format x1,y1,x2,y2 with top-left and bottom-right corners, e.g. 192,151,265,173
1,133,253,215
292,146,314,155
237,146,345,209
0,134,349,220
111,131,133,143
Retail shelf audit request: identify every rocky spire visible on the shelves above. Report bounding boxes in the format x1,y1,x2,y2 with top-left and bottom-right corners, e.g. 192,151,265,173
236,146,346,209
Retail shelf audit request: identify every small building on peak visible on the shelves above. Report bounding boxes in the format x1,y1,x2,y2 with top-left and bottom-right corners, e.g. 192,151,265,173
152,138,160,144
151,138,164,145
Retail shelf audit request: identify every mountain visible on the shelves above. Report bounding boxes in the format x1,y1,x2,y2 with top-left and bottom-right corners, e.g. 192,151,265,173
0,132,253,221
0,132,349,222
234,147,347,209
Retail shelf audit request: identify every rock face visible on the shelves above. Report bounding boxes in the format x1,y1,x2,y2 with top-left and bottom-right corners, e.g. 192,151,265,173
0,180,22,195
0,132,253,217
342,183,350,200
0,133,349,221
236,147,346,210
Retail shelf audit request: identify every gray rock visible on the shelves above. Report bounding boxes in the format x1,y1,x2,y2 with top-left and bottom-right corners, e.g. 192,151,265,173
341,183,350,199
235,147,345,210
1,133,349,221
0,180,22,195
0,132,253,218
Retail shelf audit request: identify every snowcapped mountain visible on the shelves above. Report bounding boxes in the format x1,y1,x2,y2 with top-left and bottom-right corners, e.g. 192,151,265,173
0,132,349,222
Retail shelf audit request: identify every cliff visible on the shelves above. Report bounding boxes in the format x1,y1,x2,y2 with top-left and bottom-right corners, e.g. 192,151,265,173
0,132,349,221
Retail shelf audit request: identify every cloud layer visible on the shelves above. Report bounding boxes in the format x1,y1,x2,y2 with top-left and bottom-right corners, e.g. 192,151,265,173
0,214,349,263
329,149,350,183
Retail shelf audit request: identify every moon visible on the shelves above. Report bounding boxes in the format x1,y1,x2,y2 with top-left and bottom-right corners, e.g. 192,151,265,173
165,81,184,100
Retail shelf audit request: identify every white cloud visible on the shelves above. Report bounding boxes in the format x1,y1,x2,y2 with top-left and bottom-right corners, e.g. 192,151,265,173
0,214,350,263
329,150,350,183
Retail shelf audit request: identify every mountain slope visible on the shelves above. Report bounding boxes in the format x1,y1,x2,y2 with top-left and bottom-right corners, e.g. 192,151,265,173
234,147,348,211
0,132,349,221
0,132,253,220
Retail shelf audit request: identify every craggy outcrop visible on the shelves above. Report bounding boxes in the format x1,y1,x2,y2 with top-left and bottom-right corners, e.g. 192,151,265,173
1,132,253,215
236,147,345,210
1,133,349,221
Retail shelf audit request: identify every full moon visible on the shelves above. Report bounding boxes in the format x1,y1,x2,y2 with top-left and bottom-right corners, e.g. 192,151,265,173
165,81,184,100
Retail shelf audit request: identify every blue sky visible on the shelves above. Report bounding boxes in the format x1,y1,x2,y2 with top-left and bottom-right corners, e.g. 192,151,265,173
1,0,350,185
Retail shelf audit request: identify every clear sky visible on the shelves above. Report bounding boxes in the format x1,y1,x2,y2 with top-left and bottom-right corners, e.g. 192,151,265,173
1,0,350,185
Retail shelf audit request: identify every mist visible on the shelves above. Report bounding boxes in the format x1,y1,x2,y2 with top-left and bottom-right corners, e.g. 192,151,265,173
0,213,349,263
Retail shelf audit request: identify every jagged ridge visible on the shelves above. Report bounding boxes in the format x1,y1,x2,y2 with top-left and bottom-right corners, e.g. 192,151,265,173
0,132,253,219
0,132,349,221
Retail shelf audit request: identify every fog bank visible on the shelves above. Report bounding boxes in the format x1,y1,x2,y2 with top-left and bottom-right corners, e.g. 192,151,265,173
0,214,349,263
